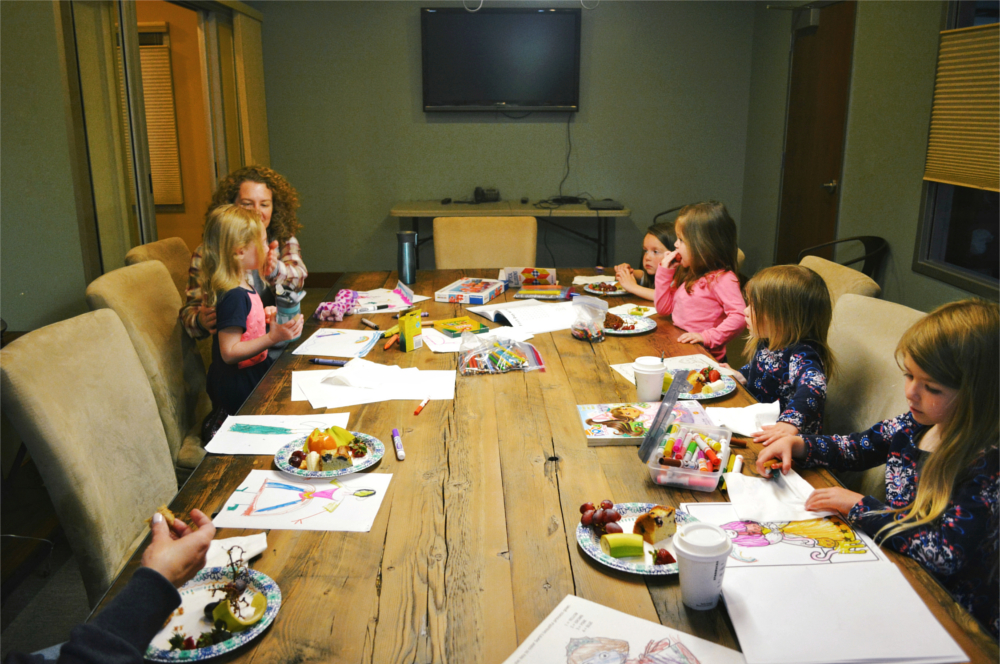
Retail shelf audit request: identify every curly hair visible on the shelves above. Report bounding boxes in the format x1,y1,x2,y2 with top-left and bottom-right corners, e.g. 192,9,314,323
210,165,301,244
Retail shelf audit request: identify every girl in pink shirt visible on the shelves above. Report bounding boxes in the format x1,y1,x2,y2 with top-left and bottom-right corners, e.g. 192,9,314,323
654,201,746,360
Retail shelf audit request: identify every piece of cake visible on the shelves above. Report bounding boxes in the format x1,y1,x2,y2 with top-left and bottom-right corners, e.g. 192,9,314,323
321,446,353,471
604,313,625,330
632,505,677,545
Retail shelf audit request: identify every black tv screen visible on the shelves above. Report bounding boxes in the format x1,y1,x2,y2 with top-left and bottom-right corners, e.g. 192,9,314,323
421,8,581,112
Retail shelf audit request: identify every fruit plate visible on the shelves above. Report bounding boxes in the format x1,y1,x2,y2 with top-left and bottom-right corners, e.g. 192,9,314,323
146,567,281,661
576,503,698,575
583,283,627,296
678,375,737,400
274,432,384,478
604,314,657,336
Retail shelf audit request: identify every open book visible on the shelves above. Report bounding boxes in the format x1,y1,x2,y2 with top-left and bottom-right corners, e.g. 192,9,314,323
468,299,578,334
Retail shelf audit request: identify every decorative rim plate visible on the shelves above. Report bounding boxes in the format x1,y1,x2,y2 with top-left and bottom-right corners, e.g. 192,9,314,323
146,567,281,662
678,375,738,400
274,432,384,478
604,314,657,336
577,503,699,576
583,283,627,296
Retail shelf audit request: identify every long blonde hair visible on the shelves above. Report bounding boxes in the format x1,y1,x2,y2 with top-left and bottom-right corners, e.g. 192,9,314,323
742,265,835,377
876,299,999,542
671,201,739,293
198,204,266,307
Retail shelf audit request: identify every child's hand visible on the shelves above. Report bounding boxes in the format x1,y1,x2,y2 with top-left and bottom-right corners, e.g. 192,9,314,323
753,422,798,445
261,240,280,278
804,487,865,516
755,434,805,477
269,314,303,343
264,306,278,325
660,249,680,269
615,264,637,288
676,331,704,345
732,370,747,386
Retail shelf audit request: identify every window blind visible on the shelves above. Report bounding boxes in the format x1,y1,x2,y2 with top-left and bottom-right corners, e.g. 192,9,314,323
923,23,999,192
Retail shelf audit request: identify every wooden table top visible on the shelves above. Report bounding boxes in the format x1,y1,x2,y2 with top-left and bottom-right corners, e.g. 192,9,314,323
390,200,632,218
97,269,998,663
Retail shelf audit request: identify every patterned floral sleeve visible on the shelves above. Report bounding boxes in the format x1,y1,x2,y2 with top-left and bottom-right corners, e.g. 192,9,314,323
180,244,208,339
777,345,828,433
801,414,911,472
846,451,999,577
264,235,307,292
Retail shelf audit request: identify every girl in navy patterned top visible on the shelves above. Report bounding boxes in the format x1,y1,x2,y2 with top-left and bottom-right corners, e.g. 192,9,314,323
733,265,834,441
757,299,999,638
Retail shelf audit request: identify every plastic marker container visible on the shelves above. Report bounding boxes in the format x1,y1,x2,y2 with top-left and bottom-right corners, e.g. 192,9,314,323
647,423,731,492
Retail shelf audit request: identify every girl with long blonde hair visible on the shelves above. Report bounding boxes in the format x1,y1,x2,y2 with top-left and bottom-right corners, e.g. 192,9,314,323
757,299,999,636
201,205,303,421
653,201,745,360
736,265,834,442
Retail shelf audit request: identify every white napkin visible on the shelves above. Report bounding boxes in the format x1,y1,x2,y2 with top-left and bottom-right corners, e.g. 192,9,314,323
724,468,834,522
571,275,617,285
706,401,780,437
205,533,268,569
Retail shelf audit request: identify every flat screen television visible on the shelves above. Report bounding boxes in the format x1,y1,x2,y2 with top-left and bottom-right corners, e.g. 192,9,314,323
421,8,581,112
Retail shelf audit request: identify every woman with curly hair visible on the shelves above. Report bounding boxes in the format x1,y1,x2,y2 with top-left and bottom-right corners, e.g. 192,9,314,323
180,165,308,340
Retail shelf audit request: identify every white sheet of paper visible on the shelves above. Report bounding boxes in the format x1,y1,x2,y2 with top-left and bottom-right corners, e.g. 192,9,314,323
725,468,835,522
321,358,402,388
213,470,391,532
292,328,381,358
607,303,657,317
206,413,350,455
571,275,618,285
680,502,889,567
205,533,268,568
422,327,463,353
495,301,578,334
468,298,544,322
706,401,780,436
723,563,966,664
353,285,430,312
291,368,455,409
611,362,636,384
503,594,745,664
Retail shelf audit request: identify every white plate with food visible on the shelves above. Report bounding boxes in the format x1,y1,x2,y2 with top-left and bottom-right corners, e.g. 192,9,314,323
274,429,384,478
584,283,627,296
146,562,281,661
679,372,738,400
576,502,696,576
603,313,657,336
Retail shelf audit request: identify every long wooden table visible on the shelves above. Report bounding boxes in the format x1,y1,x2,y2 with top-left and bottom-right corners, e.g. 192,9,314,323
97,269,998,663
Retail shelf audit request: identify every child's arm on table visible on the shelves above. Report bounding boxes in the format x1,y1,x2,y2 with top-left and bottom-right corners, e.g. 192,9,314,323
218,315,303,365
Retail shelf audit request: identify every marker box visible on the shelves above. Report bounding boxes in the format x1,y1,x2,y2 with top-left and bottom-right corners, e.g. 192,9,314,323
646,423,732,492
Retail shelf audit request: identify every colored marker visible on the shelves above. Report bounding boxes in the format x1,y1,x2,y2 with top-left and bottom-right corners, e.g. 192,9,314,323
391,428,405,460
721,451,738,491
383,334,399,350
658,456,681,467
394,311,429,319
361,318,379,330
732,455,744,475
310,358,347,366
349,304,389,314
414,397,430,416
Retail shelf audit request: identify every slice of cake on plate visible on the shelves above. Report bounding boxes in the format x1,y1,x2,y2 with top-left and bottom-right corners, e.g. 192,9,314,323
633,505,677,544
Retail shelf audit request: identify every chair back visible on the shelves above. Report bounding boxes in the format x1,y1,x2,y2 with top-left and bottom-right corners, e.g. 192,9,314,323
0,309,177,606
125,237,192,302
86,261,207,470
433,216,537,269
825,294,925,501
800,255,881,304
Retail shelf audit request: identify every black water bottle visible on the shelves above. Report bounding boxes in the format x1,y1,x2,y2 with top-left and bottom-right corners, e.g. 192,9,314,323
397,231,417,285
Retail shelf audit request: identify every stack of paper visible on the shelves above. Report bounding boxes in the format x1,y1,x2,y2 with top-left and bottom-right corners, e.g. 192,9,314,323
291,358,455,409
292,328,381,358
706,401,780,436
206,413,350,455
571,275,618,285
471,300,578,334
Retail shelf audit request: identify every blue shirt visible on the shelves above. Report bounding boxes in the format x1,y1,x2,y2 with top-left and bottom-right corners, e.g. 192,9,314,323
740,341,828,435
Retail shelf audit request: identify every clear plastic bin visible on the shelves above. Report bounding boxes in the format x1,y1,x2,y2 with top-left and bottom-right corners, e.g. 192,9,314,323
646,423,731,492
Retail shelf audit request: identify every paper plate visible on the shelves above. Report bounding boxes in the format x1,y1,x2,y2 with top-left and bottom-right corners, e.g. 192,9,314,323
576,503,698,575
584,283,627,296
604,314,657,336
274,432,384,478
146,567,281,661
678,375,738,400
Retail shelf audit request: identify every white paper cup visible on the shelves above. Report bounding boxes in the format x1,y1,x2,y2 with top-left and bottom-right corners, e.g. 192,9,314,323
633,356,667,402
673,522,732,610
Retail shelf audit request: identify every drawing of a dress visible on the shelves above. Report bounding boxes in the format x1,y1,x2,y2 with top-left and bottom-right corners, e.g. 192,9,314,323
565,636,700,664
722,516,867,562
230,478,375,523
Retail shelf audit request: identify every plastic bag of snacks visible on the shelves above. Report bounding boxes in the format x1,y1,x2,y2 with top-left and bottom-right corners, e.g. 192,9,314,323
570,295,609,342
457,332,545,375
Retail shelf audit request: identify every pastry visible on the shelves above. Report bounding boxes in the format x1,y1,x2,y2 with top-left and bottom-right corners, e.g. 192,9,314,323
321,446,353,471
632,505,676,545
604,312,625,330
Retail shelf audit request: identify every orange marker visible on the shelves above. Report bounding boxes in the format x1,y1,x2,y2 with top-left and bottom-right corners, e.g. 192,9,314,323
383,334,399,350
414,397,430,416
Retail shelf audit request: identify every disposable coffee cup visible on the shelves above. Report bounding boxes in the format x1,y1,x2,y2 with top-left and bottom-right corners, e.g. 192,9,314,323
673,522,732,610
633,356,667,402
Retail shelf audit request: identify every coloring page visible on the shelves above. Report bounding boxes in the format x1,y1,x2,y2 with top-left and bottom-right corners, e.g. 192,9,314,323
206,414,350,455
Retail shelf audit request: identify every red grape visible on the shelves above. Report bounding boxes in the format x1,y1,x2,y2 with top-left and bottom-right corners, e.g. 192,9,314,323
607,510,622,522
579,502,595,514
604,521,623,534
580,510,595,526
600,499,614,510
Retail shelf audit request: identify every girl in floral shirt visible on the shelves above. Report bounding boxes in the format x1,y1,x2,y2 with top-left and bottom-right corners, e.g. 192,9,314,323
735,265,834,441
757,299,999,637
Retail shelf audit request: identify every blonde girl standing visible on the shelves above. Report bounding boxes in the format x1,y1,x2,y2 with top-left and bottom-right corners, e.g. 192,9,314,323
654,201,745,359
737,265,834,442
757,299,999,637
